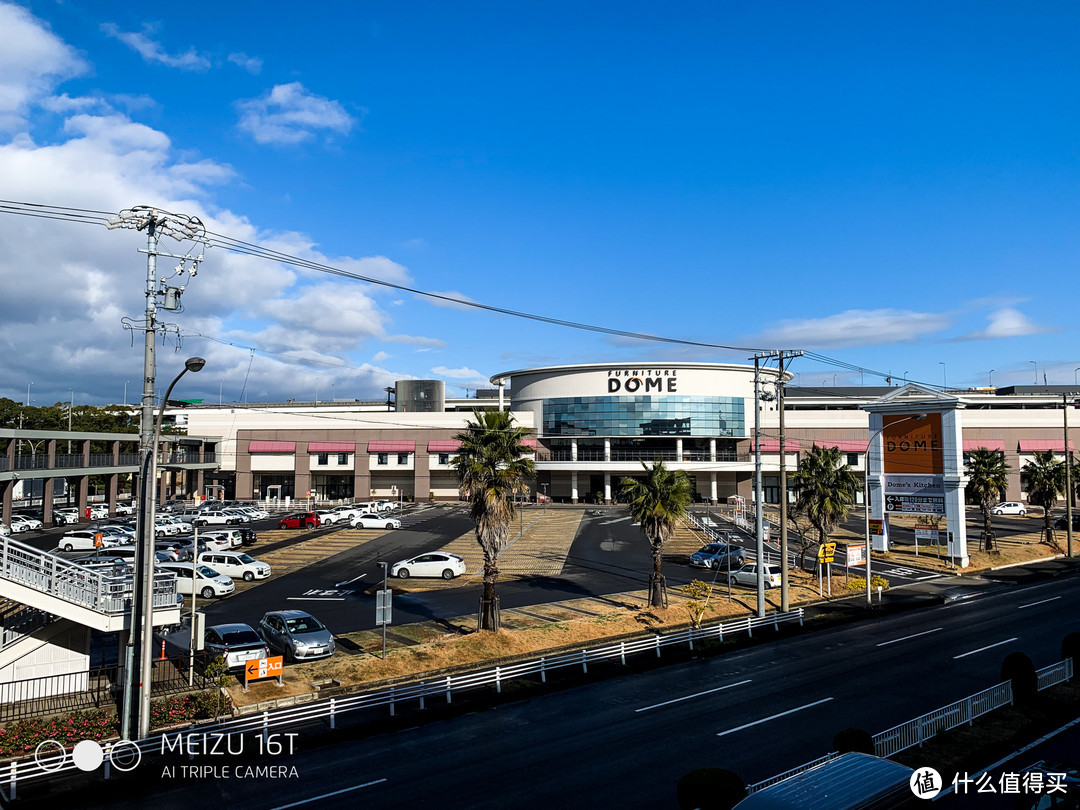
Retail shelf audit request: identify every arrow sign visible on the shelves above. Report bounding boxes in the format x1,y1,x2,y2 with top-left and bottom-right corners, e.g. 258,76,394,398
245,655,283,680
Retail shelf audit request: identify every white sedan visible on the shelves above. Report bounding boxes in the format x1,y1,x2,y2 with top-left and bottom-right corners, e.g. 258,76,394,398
351,513,401,530
10,515,42,533
315,511,346,525
991,502,1027,516
391,552,466,580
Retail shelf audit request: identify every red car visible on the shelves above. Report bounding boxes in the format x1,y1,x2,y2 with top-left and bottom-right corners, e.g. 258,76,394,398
277,512,321,530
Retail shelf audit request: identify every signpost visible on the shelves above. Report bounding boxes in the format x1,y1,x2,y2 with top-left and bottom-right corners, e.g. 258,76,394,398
914,524,939,557
376,561,391,660
817,542,836,596
242,655,283,691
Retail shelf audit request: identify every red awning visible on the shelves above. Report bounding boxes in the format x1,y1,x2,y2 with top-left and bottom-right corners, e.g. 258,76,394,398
813,440,868,453
368,441,416,453
248,440,296,453
307,441,355,453
753,440,801,452
522,438,538,448
1018,440,1075,452
428,440,461,452
963,440,1006,452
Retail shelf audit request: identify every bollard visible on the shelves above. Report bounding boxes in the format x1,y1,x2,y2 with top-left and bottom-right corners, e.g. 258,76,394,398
390,686,396,716
445,675,452,704
541,657,547,683
330,698,335,730
419,681,425,711
496,666,502,694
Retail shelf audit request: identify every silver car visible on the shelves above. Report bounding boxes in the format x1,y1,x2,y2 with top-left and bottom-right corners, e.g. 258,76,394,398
257,610,335,662
203,623,270,672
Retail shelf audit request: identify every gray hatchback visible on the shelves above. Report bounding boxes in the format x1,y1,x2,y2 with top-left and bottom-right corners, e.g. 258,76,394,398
257,610,335,662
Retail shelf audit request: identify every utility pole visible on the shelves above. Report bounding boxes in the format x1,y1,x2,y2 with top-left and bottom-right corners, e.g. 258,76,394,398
106,206,205,741
752,357,765,617
1066,394,1074,558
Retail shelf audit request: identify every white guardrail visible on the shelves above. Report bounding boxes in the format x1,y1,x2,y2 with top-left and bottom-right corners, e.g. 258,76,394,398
0,608,805,797
747,658,1075,794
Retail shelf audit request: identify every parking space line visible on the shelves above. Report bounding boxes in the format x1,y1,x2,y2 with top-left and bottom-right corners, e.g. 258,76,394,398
635,679,752,713
876,627,943,647
953,638,1017,659
716,697,833,737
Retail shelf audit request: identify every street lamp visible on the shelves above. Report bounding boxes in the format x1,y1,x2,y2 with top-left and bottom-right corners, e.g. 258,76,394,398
25,381,32,407
67,389,73,454
989,370,994,388
1030,361,1037,385
126,357,204,741
864,414,926,606
938,362,947,390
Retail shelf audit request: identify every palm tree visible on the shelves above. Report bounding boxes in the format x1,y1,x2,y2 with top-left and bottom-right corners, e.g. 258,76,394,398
965,448,1010,551
1021,450,1065,545
790,444,860,549
619,461,692,608
452,409,536,631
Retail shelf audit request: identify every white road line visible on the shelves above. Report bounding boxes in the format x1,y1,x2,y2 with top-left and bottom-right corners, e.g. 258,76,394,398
268,778,388,809
635,679,752,713
286,597,346,601
953,638,1018,659
335,574,367,586
716,697,833,737
1018,596,1062,610
876,627,943,647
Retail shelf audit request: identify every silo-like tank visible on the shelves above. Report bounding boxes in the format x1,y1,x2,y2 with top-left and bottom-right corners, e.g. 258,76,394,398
395,380,445,412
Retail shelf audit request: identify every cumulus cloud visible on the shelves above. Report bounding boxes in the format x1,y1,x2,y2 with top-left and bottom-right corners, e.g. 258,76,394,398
372,351,390,363
425,290,477,312
431,365,484,380
227,52,263,74
753,309,952,348
954,308,1055,341
100,23,211,71
236,82,353,145
0,3,86,130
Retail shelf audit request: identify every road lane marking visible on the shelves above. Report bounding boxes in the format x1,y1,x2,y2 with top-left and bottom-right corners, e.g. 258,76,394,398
876,627,943,647
268,778,388,809
953,638,1018,659
286,597,346,601
635,679,752,713
335,574,367,586
716,697,833,737
1018,596,1062,610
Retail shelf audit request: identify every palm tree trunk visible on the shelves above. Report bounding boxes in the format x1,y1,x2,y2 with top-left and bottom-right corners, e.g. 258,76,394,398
649,543,665,608
982,504,993,551
478,560,500,631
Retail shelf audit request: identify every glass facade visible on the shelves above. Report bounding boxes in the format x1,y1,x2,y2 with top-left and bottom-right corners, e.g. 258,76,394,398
543,396,744,437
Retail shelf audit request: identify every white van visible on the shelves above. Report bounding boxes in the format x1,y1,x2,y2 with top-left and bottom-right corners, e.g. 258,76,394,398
157,562,235,598
197,551,271,582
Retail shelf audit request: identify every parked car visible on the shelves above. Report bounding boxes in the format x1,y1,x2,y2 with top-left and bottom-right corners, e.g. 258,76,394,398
726,562,782,589
193,510,244,527
375,500,398,512
257,610,335,662
54,507,81,525
315,510,346,526
991,501,1027,516
158,562,235,598
88,505,107,520
235,506,268,520
0,523,9,538
175,535,233,555
155,540,190,562
391,552,466,580
59,530,125,552
202,624,270,673
197,551,271,581
160,500,187,513
278,512,320,530
689,542,746,570
1054,513,1080,531
351,513,401,530
200,529,245,549
329,505,365,520
9,515,42,533
236,527,258,546
159,515,193,533
222,508,253,523
114,502,136,516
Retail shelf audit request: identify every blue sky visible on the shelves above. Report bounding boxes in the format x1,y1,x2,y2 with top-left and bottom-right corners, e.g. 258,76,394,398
0,1,1076,408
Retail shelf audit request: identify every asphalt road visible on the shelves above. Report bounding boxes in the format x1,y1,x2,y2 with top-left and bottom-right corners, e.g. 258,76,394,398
27,564,1080,810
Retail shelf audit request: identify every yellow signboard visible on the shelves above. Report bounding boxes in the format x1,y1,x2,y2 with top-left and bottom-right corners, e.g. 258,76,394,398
817,542,837,564
868,519,884,536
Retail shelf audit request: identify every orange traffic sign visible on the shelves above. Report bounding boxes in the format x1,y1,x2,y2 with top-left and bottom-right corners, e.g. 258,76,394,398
245,656,283,680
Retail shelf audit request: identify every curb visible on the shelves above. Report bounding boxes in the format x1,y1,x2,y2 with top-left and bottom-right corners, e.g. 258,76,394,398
989,553,1066,571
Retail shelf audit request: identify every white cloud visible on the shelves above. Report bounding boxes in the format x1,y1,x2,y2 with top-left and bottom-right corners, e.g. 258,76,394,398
372,351,390,363
387,335,447,347
955,308,1054,341
236,82,353,146
227,52,263,74
425,290,477,312
0,3,86,130
432,365,484,380
753,309,952,348
100,23,211,71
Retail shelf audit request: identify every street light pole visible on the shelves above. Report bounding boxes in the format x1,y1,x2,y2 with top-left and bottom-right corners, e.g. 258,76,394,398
1065,394,1074,558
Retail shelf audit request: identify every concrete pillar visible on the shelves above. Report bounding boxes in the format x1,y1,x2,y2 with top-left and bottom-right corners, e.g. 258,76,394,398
603,473,611,504
497,379,505,412
571,439,578,462
415,449,431,502
676,438,683,462
571,470,579,504
76,475,88,516
354,450,371,502
604,438,611,462
710,438,717,462
42,477,55,525
295,444,312,500
1,479,12,525
710,472,718,504
107,474,119,513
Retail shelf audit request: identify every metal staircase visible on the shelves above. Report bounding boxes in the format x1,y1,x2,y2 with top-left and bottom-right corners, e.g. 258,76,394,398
0,535,180,632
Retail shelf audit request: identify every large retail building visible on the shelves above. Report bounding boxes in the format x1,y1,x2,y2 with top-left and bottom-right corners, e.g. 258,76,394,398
178,362,1076,507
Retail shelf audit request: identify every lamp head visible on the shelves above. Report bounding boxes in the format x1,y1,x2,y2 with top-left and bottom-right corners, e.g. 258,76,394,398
184,357,206,373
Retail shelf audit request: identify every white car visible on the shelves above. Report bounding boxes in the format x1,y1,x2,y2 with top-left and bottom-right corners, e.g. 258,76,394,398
391,552,466,580
197,551,271,582
158,562,235,598
351,513,401,530
58,530,125,552
10,515,42,533
316,510,346,525
237,506,268,520
114,502,135,516
192,510,243,527
88,505,107,520
54,508,81,525
159,515,193,533
200,529,244,549
991,502,1027,516
330,505,365,520
726,563,782,589
223,508,253,523
376,500,398,512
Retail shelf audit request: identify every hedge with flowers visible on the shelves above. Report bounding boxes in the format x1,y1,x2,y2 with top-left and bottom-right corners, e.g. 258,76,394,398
0,689,230,759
